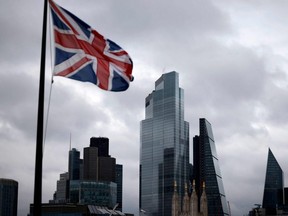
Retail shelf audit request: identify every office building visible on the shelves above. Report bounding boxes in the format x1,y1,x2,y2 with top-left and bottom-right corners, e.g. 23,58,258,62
51,137,122,211
98,156,116,182
90,137,116,183
140,71,190,216
30,203,126,216
116,164,123,211
0,178,18,216
55,172,69,203
262,148,284,215
83,137,116,182
90,137,109,157
83,146,99,181
69,148,81,180
193,118,229,216
69,180,117,208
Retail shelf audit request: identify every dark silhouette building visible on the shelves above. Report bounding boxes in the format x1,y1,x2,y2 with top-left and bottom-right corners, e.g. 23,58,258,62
116,164,123,211
84,137,116,182
0,178,18,216
83,146,99,180
193,118,229,216
140,71,190,216
262,148,284,215
69,148,81,180
50,137,122,210
90,137,109,157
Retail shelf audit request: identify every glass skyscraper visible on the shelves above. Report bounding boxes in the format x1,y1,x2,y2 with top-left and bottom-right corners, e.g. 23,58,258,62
0,178,18,216
69,148,80,180
262,148,284,215
140,71,189,216
193,118,228,216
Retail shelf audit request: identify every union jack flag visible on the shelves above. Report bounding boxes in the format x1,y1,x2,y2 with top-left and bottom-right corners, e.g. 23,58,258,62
49,0,133,91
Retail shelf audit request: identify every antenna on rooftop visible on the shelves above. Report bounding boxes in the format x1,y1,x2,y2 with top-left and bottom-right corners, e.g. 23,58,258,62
69,132,72,151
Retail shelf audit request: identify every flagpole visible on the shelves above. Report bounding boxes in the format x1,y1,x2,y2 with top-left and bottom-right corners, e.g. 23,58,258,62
34,0,48,215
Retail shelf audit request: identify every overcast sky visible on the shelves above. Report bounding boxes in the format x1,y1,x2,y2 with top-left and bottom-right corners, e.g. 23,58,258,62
1,0,288,215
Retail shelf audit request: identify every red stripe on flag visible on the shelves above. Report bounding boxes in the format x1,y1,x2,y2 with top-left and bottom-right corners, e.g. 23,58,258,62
56,57,92,77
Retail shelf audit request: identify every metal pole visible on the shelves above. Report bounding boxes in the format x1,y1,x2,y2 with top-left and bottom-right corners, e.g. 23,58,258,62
33,0,48,215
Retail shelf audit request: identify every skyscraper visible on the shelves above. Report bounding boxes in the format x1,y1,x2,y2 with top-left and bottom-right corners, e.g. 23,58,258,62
69,148,80,180
90,137,109,157
116,164,123,211
83,146,99,180
52,137,122,210
0,178,18,216
140,71,190,216
83,137,116,182
262,148,284,215
55,172,69,203
193,118,228,216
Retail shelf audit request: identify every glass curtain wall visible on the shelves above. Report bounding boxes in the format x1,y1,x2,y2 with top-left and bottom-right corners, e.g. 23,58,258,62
140,71,189,216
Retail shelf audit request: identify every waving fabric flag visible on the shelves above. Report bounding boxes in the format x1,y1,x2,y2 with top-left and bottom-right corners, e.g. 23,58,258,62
49,0,133,91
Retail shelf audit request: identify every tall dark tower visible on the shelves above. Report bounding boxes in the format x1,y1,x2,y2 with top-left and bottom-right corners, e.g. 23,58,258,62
48,137,124,212
140,71,190,216
83,146,99,180
193,118,229,216
262,148,284,215
83,137,116,182
68,148,80,180
90,137,109,157
0,178,18,216
115,164,123,211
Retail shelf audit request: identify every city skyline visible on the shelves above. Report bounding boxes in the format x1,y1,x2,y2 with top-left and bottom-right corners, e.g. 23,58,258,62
52,137,122,210
1,1,288,216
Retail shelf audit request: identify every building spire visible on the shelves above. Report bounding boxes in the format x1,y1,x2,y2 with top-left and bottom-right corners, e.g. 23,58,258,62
200,181,208,216
190,180,198,216
182,182,190,214
69,132,72,151
174,180,177,192
172,181,179,216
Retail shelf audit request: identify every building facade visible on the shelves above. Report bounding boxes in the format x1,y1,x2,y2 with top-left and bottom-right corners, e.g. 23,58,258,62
140,71,190,216
69,148,81,180
193,119,228,216
171,181,208,216
84,137,116,182
51,137,122,211
30,203,126,216
0,178,18,216
83,146,99,181
116,164,123,211
55,172,69,203
262,148,284,215
90,137,110,157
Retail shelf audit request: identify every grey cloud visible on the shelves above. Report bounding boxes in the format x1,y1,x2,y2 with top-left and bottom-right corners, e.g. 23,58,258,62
1,0,288,215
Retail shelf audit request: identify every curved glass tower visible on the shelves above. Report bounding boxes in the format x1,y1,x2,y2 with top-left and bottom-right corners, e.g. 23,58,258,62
193,118,229,216
140,71,189,216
